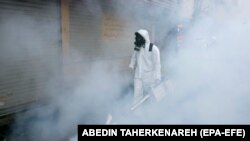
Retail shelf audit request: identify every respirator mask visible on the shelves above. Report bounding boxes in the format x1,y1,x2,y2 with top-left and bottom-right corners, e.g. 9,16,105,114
134,32,145,51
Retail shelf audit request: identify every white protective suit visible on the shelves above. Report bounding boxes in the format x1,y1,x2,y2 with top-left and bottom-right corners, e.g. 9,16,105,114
129,29,161,104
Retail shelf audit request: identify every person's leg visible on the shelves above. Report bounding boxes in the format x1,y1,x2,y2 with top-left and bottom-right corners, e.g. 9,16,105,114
143,77,154,96
134,78,143,104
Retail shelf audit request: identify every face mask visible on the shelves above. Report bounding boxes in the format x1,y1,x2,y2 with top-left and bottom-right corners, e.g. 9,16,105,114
134,32,145,48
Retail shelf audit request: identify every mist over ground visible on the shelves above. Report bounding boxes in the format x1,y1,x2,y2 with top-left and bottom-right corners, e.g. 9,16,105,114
2,0,250,141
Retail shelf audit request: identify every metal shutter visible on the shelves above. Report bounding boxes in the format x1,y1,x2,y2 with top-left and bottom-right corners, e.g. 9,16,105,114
0,0,61,116
68,0,135,77
61,0,102,84
67,0,179,83
69,0,102,62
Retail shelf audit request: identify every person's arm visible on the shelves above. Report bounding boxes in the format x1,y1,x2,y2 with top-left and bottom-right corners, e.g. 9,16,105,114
153,46,161,80
129,51,137,70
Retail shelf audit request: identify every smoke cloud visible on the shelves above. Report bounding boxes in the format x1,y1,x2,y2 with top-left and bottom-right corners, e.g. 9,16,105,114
1,0,250,141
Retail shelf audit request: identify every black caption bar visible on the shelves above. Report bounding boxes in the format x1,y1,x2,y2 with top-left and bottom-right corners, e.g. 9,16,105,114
78,125,249,140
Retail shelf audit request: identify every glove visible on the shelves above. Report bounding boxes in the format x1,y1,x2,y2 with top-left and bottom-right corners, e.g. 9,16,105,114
129,62,136,70
129,64,134,70
154,77,161,87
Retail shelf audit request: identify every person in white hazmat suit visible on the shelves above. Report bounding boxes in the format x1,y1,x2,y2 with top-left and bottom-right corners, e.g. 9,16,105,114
129,29,161,105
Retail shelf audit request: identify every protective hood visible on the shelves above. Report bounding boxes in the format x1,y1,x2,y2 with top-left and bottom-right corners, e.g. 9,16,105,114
136,29,150,50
